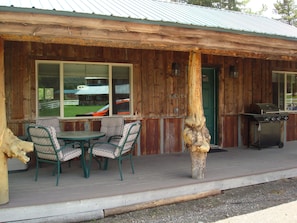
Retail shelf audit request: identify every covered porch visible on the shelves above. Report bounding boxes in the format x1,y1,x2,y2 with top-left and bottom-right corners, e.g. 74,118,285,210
1,142,297,222
1,2,297,221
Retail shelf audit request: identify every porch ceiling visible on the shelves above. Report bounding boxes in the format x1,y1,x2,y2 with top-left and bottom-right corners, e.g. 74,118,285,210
0,11,297,61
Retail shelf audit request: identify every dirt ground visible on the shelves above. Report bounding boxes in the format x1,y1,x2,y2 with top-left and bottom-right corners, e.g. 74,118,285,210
84,177,297,223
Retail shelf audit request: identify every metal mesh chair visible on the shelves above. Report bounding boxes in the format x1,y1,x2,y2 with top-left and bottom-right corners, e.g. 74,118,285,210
88,121,141,180
27,124,83,186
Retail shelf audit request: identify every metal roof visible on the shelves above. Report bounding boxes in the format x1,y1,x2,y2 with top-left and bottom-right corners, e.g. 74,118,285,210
1,0,297,40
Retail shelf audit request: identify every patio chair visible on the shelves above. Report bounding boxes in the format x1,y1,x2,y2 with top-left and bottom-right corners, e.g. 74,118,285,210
36,117,61,132
27,124,83,186
87,116,125,149
99,116,125,143
36,117,65,145
88,121,142,180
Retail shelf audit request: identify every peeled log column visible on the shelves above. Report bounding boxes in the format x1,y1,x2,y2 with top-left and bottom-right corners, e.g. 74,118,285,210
183,51,211,179
0,38,33,205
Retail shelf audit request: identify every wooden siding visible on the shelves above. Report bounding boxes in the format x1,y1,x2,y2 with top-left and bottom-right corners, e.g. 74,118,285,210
4,41,188,155
287,114,297,141
164,118,184,154
4,41,297,153
141,118,160,155
203,55,297,147
222,115,238,148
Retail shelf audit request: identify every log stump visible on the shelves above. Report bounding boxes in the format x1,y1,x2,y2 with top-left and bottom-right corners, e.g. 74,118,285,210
183,51,211,179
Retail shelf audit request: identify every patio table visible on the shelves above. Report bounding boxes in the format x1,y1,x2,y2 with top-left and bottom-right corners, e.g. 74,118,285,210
56,131,105,178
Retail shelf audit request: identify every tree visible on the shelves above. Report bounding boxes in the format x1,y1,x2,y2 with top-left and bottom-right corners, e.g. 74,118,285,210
186,0,243,11
274,0,297,26
242,2,268,16
171,0,270,16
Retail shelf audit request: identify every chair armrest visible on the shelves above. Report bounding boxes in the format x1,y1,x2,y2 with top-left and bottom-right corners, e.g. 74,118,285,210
107,135,122,142
91,141,118,148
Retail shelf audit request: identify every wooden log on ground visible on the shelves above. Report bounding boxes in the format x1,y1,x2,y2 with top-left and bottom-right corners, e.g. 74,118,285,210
104,189,221,217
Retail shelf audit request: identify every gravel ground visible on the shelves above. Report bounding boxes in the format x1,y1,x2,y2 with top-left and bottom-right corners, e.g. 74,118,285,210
85,177,297,223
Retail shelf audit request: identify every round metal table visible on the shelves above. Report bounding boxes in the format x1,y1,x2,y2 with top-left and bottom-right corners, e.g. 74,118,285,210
57,131,105,178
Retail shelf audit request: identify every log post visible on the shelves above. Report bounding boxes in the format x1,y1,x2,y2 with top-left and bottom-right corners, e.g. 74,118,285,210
183,51,211,179
0,38,33,205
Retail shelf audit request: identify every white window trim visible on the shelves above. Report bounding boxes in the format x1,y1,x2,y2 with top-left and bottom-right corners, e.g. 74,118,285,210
273,70,297,112
36,60,133,118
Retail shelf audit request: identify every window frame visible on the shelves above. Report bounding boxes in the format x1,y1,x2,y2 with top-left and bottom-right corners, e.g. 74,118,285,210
36,60,133,118
272,70,297,112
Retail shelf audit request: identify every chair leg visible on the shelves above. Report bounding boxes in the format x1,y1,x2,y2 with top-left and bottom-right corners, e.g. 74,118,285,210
103,158,109,170
53,165,62,176
97,158,102,169
93,156,102,169
118,159,123,181
35,161,39,182
56,163,61,186
129,154,135,174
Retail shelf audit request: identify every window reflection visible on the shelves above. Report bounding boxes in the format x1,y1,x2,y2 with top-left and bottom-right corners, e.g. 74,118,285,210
272,72,297,111
37,62,131,117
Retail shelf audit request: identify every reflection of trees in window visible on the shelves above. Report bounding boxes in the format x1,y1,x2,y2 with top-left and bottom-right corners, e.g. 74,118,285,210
44,88,54,100
37,63,60,117
37,61,131,117
273,72,297,111
112,66,130,115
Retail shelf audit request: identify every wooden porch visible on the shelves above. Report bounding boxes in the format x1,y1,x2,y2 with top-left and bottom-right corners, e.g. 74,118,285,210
1,142,297,222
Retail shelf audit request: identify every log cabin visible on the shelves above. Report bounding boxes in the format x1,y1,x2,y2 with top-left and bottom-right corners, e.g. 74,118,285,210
1,0,297,157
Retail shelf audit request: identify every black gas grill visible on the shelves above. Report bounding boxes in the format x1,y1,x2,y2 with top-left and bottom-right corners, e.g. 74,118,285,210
245,103,289,149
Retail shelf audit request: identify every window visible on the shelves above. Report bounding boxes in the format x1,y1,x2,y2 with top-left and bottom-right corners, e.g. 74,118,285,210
272,71,297,111
37,61,132,118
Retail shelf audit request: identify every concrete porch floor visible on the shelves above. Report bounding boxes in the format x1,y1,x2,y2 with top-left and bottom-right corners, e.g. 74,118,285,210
1,142,297,222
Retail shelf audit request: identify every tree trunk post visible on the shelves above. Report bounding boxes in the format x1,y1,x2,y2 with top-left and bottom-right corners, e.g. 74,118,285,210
0,37,8,205
0,38,33,205
183,51,211,179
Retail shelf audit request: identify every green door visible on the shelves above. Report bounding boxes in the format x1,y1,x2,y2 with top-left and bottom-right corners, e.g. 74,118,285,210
202,68,218,145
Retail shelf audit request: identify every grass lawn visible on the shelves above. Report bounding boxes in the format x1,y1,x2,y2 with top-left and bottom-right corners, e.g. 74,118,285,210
39,105,103,117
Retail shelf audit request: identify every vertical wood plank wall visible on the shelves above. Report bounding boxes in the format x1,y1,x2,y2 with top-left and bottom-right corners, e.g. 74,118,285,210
4,41,188,155
202,55,297,147
4,41,297,154
60,117,184,155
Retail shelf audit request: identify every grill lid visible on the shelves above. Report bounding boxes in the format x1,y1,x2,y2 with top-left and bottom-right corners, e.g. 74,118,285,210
250,103,279,114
